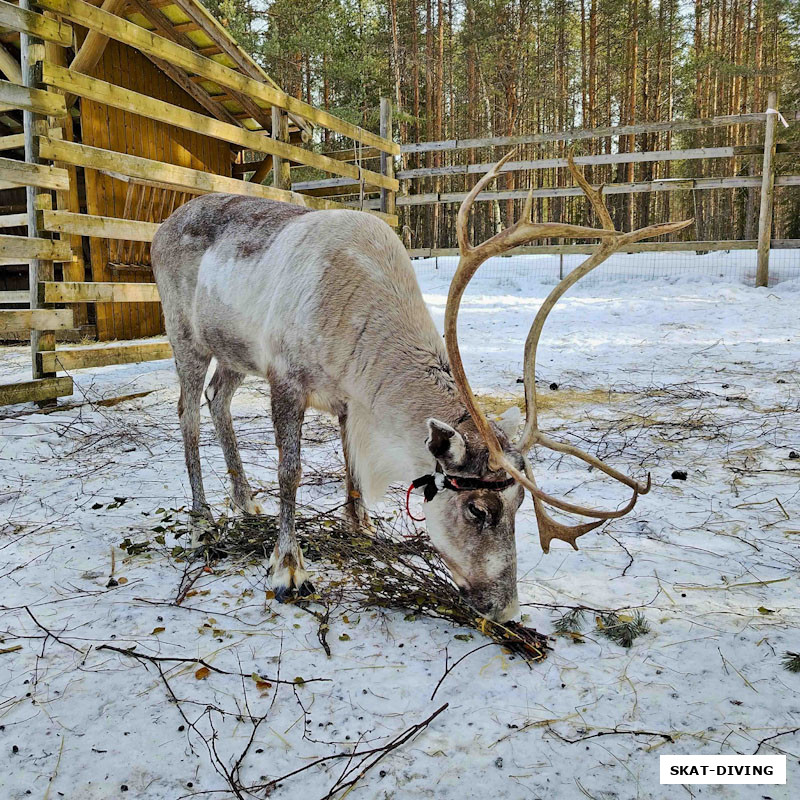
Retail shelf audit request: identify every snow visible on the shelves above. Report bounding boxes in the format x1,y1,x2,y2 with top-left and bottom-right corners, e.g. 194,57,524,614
1,259,799,799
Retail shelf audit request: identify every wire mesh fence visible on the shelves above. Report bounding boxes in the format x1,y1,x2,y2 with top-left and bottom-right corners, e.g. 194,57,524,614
410,247,800,288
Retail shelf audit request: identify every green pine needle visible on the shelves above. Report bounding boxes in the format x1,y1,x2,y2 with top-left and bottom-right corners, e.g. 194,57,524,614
782,651,800,673
597,611,650,648
553,608,587,635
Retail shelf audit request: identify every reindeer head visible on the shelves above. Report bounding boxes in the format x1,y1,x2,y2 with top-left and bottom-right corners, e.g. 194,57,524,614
421,411,525,623
422,149,693,623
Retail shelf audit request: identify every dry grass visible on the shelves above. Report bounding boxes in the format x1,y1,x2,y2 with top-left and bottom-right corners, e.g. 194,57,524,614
186,511,550,665
475,388,639,418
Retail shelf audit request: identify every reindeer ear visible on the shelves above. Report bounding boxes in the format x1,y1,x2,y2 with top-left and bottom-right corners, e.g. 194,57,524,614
494,405,522,440
426,419,467,467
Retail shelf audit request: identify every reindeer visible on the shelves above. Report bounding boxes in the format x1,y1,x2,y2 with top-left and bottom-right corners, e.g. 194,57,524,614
151,152,691,622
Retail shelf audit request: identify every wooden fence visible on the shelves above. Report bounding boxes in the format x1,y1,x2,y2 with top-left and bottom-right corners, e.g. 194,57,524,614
1,1,796,408
299,95,797,289
0,0,397,406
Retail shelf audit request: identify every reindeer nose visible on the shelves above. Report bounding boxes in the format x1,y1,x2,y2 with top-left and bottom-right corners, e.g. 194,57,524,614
459,587,519,623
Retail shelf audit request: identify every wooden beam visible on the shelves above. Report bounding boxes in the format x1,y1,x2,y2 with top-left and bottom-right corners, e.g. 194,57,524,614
172,21,200,34
41,64,398,191
39,340,172,371
0,307,72,332
0,289,29,302
0,212,27,226
270,105,289,189
380,97,394,216
36,0,400,155
0,42,22,84
320,146,382,163
0,133,25,150
300,186,378,199
292,177,380,198
0,79,67,116
0,127,60,150
395,144,800,180
0,233,71,260
39,137,399,226
41,209,159,240
406,240,783,258
0,155,69,190
0,375,73,405
19,0,56,389
69,0,125,80
381,174,800,207
41,280,160,302
756,92,778,288
0,0,72,47
247,154,272,185
400,112,773,154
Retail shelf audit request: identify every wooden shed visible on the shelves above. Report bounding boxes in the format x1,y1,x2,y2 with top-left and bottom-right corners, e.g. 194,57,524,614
1,0,314,341
0,0,397,406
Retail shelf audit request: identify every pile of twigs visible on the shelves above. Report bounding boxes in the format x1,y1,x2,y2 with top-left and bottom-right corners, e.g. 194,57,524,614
190,511,550,665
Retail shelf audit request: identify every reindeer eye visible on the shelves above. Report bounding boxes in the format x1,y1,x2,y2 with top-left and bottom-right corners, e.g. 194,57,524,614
466,502,487,525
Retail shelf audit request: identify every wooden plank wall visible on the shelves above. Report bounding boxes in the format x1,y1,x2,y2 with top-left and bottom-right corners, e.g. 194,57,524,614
81,39,231,340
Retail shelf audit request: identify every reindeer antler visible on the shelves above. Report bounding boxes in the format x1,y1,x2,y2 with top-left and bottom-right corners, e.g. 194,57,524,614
444,148,693,553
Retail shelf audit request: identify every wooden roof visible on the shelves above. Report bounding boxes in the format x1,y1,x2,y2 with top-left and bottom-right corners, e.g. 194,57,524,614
123,0,309,136
0,0,310,139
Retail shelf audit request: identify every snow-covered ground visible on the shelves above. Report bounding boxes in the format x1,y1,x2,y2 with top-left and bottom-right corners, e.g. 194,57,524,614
1,261,799,799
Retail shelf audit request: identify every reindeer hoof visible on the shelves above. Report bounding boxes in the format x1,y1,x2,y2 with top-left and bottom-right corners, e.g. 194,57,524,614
273,585,291,604
269,545,311,602
297,579,316,598
273,580,315,604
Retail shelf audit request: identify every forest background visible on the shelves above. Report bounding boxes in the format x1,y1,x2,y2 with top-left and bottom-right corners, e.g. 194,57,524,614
202,0,799,248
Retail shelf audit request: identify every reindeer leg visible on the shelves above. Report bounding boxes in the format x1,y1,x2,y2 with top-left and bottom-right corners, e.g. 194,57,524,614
173,345,213,524
206,365,261,515
268,378,313,601
338,409,372,533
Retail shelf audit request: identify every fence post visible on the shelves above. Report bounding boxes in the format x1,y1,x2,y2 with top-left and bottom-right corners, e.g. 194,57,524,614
379,97,395,218
755,90,778,288
271,105,290,190
21,0,56,395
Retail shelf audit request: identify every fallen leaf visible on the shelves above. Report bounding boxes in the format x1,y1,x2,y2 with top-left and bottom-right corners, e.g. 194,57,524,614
151,627,165,635
256,681,272,691
117,577,128,585
195,667,210,680
758,607,775,615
